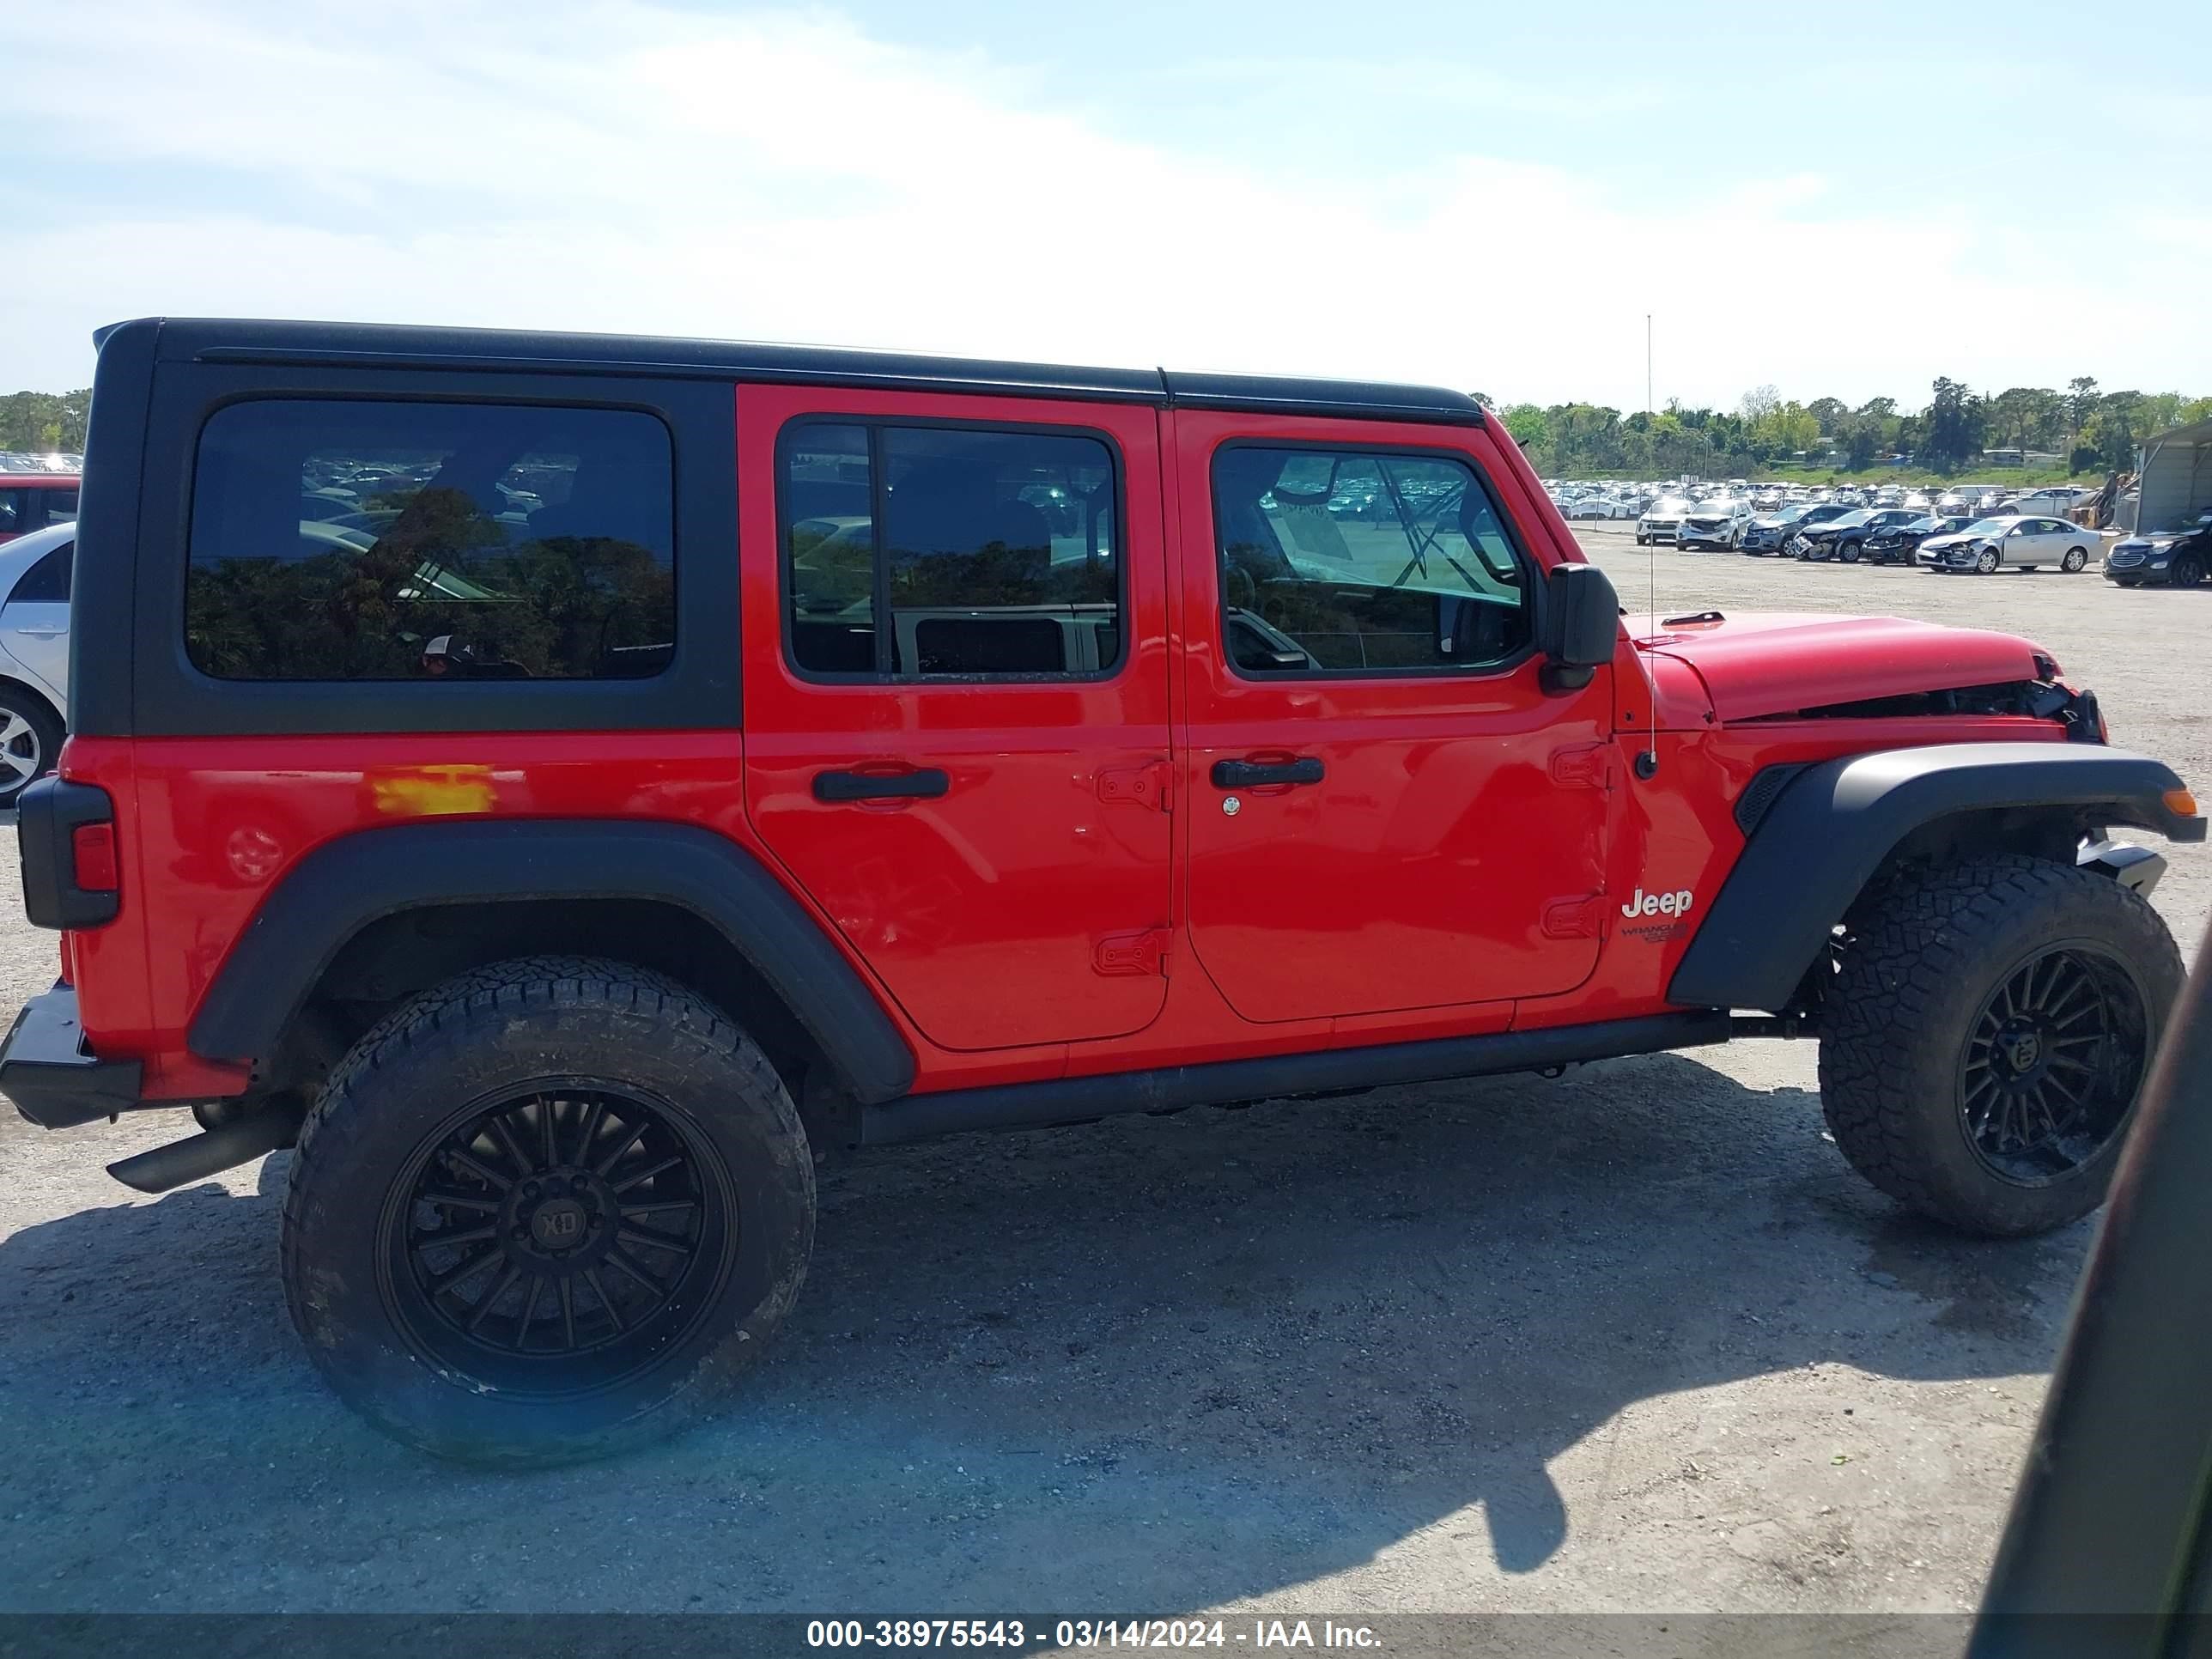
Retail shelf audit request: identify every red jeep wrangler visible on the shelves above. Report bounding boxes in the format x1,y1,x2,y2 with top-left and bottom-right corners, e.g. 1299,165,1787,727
3,319,2202,1465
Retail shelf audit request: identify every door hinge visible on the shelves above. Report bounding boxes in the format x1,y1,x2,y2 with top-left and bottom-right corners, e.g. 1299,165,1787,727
1540,894,1608,939
1094,927,1173,977
1548,742,1620,791
1097,759,1172,812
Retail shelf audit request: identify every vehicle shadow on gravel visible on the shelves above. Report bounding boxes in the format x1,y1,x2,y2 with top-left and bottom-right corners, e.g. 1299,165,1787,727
0,1053,2088,1613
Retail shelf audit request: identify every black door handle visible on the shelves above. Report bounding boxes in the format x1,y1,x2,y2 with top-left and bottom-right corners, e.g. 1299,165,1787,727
813,768,951,803
1210,757,1324,789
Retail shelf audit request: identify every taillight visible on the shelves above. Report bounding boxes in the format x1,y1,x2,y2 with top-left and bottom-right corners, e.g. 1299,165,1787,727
71,822,119,892
16,775,121,929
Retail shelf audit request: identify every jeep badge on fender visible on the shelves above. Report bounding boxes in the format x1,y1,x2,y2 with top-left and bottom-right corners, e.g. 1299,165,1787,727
1622,887,1695,919
0,316,2200,1467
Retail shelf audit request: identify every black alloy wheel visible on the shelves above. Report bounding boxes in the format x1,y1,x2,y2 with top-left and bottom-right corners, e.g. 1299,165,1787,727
381,1082,735,1394
2174,551,2205,587
1958,946,2149,1187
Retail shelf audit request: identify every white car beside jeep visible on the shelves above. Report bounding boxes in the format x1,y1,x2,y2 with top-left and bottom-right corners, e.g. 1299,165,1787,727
0,519,73,804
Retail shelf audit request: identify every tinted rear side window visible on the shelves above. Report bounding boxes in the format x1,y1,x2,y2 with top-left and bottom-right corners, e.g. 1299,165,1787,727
186,400,675,681
781,422,1121,678
11,541,72,604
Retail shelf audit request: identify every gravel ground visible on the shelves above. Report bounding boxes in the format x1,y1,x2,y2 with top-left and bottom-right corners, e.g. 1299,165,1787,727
1,535,2205,1620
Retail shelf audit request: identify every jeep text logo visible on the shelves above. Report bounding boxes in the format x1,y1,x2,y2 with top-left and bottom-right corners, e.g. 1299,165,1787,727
1621,887,1694,919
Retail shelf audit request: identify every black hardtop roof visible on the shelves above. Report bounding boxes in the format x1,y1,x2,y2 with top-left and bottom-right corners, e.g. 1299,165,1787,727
106,317,1485,427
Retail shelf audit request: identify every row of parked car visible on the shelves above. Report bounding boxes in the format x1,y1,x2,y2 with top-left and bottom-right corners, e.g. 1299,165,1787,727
1548,475,2095,526
1641,492,2211,586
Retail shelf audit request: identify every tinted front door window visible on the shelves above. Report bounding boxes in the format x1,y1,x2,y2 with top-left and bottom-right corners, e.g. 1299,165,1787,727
1212,447,1529,676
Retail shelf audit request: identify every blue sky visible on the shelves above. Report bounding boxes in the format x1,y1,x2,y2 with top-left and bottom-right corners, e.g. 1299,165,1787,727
6,0,2209,410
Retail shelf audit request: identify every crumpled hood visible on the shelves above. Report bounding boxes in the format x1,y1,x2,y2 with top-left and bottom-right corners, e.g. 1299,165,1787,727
1630,611,2054,725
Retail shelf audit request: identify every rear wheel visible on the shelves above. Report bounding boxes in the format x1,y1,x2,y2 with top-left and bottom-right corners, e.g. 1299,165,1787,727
282,955,815,1466
0,687,62,808
2061,546,2089,573
1818,858,2180,1236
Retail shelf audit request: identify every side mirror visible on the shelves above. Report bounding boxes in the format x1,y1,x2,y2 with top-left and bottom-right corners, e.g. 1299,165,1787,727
1542,562,1621,693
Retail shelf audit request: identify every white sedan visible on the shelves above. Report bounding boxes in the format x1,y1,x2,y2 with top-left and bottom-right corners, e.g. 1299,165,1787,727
0,519,73,803
1565,494,1636,520
1915,515,2100,574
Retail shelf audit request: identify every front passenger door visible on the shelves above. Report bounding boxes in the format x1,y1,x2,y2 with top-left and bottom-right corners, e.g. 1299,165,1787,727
1175,414,1613,1024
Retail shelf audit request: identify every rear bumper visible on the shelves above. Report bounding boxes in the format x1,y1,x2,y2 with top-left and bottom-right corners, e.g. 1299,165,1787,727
0,983,144,1129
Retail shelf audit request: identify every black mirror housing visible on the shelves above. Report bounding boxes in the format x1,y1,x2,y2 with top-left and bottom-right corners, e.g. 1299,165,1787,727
1541,562,1621,692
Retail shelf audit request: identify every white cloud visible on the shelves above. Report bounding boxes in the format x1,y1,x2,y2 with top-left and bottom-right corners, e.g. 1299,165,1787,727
5,0,2207,406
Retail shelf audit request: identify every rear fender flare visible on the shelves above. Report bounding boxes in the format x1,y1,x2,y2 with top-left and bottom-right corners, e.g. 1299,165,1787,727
186,819,916,1103
1669,743,2203,1012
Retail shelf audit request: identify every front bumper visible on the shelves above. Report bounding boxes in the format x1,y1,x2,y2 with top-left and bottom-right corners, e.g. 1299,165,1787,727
2081,839,2168,893
0,984,144,1129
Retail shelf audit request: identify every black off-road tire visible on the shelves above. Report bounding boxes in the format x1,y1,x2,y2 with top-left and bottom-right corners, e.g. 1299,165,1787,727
1817,857,2181,1237
281,955,814,1467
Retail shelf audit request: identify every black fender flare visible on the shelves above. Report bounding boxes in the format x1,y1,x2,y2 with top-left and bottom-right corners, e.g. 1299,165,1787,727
186,819,916,1103
1669,743,2203,1012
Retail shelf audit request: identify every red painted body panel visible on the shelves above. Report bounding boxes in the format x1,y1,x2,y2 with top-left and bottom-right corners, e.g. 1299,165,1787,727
49,387,2092,1109
1170,409,1609,1023
735,385,1176,1052
0,472,81,546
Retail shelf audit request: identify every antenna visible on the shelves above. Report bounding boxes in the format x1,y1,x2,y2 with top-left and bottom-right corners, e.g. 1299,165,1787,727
1638,508,1661,780
1634,309,1661,778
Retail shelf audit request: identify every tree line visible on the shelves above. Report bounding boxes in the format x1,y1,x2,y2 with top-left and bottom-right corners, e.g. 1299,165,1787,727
1493,379,2212,479
0,390,92,454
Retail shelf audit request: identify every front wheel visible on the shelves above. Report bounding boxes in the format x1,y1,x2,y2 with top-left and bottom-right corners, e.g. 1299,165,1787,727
1976,548,2001,574
1818,858,2181,1236
282,956,815,1466
2061,546,2088,573
1838,539,1863,564
2172,550,2204,587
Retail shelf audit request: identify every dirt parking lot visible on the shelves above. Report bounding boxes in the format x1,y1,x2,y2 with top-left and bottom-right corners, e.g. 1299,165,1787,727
2,534,2205,1620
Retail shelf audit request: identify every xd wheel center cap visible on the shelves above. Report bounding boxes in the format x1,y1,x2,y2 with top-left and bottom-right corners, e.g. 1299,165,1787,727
531,1196,589,1249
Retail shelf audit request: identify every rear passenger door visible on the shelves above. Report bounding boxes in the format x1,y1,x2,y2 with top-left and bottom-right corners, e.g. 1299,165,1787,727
2027,517,2073,563
1,537,71,702
738,386,1174,1053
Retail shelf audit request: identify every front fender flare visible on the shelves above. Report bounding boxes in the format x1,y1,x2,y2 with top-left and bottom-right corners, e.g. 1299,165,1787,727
1669,743,2203,1012
186,819,916,1104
